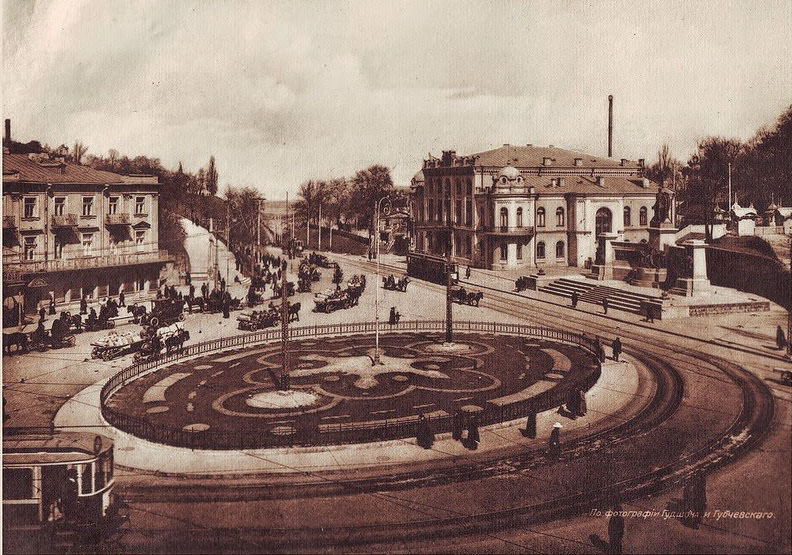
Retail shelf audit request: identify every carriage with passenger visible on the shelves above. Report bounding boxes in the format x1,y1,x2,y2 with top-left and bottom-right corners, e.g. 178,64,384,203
140,298,185,329
450,285,484,307
132,322,190,363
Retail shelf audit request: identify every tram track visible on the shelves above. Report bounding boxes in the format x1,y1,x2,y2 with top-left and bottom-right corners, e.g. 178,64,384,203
117,259,775,550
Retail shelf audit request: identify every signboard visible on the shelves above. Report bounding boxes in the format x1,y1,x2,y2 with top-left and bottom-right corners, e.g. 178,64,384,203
27,277,49,288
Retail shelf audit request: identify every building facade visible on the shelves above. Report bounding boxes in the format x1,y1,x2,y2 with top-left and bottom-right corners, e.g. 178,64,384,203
2,153,171,327
410,145,663,270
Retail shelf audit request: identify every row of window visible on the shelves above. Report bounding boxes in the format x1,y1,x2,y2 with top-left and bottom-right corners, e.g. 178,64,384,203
426,177,474,197
21,196,148,219
424,198,474,225
498,240,565,261
22,231,147,261
624,206,648,227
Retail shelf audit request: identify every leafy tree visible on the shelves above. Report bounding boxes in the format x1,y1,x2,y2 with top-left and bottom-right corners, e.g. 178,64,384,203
350,164,394,234
206,156,219,196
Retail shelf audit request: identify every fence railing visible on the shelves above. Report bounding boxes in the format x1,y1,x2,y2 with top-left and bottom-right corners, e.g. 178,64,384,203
100,320,602,450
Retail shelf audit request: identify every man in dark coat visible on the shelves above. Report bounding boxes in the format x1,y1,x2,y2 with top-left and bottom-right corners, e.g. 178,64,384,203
602,297,609,314
119,291,126,307
571,291,579,308
49,297,56,315
524,411,537,439
777,325,787,350
612,337,622,362
549,422,562,457
608,503,625,554
80,296,88,315
222,297,230,319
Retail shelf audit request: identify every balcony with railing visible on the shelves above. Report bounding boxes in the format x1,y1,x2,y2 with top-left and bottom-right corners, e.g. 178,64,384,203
482,225,535,236
105,213,131,226
51,213,79,228
3,215,16,229
3,249,172,280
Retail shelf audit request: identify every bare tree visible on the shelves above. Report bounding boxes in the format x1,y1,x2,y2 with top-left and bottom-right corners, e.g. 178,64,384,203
72,141,88,165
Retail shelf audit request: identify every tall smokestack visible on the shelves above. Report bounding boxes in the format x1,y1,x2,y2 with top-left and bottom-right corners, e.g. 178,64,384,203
607,95,613,158
4,119,10,144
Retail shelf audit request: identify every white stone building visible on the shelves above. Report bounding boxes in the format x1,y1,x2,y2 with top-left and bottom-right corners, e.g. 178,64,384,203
410,145,664,270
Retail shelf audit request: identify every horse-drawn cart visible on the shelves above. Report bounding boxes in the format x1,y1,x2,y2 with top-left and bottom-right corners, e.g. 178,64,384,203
133,323,190,363
313,289,356,313
450,286,484,307
91,330,146,361
382,274,409,292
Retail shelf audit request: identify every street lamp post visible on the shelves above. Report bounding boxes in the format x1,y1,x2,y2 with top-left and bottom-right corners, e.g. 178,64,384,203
373,195,391,365
446,215,453,344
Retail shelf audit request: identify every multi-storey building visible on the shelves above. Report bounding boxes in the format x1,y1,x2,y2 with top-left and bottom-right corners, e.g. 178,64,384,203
2,153,172,327
410,144,664,270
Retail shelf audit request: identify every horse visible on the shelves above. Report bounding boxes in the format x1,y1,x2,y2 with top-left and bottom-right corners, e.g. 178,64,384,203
127,303,148,323
466,291,484,307
164,330,190,354
288,302,301,322
3,332,29,355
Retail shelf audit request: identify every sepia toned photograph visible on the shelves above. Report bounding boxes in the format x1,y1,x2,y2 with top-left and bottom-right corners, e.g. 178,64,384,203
2,1,790,553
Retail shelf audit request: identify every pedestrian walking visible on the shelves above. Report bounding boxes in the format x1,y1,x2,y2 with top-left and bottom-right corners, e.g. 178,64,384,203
578,389,587,417
39,306,46,322
48,296,56,315
594,337,606,363
608,503,625,554
612,337,622,362
189,284,195,299
776,325,787,350
465,266,471,279
549,422,562,457
119,291,126,307
222,298,230,319
524,411,537,439
571,291,578,308
452,411,463,441
602,297,609,314
80,296,87,315
566,389,579,417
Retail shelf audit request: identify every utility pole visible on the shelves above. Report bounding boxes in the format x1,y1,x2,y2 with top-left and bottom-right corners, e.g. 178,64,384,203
280,260,290,388
256,198,261,257
788,236,791,358
445,209,453,345
318,202,322,252
728,162,732,208
226,200,231,283
209,217,217,291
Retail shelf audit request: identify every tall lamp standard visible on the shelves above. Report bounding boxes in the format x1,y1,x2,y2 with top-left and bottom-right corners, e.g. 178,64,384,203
373,195,391,365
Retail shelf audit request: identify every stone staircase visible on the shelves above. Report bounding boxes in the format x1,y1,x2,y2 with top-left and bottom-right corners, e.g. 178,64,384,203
539,277,660,315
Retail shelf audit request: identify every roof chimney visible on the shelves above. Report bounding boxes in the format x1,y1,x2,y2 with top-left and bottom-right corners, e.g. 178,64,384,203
596,176,605,187
607,95,613,157
641,177,649,188
574,157,583,167
620,158,628,166
558,177,565,187
543,157,552,166
4,119,9,144
638,158,645,168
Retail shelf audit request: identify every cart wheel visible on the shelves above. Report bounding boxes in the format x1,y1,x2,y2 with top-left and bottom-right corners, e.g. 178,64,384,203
150,317,159,328
179,313,185,321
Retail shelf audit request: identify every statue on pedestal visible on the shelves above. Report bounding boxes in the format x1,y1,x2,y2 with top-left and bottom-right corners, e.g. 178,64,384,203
651,189,672,227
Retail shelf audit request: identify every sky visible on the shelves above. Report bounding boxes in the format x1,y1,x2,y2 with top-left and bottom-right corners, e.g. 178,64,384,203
3,0,791,199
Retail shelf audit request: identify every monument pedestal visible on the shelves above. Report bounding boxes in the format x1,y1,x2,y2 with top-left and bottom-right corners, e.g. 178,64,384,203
589,232,620,281
631,267,668,288
674,239,711,296
648,222,678,252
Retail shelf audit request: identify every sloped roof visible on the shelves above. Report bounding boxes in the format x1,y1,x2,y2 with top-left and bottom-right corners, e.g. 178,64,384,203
520,175,657,195
2,154,127,184
470,144,641,168
776,207,792,219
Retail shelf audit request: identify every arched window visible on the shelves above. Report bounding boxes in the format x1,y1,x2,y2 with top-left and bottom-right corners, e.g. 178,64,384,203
516,207,523,227
556,241,565,258
639,206,648,226
537,241,546,259
500,207,508,229
623,206,631,227
500,241,508,260
556,207,565,227
537,207,546,227
596,207,612,236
